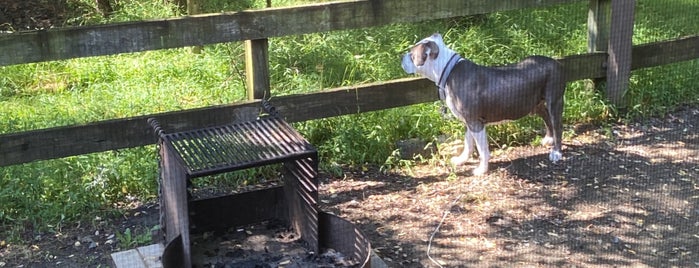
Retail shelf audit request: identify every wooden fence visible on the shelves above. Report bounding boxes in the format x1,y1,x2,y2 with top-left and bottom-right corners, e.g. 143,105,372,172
0,0,697,167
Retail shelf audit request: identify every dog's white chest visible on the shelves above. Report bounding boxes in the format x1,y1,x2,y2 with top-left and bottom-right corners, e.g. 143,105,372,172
443,87,466,122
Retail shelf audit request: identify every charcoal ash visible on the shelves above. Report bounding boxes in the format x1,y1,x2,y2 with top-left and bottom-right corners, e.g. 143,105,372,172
191,221,359,268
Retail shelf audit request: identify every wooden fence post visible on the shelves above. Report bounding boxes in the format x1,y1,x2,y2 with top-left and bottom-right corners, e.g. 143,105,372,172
586,0,611,91
606,0,635,107
588,0,635,106
245,40,271,100
587,0,611,53
245,0,273,100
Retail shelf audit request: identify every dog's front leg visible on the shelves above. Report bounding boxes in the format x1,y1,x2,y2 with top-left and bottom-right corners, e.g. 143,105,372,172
471,128,490,176
450,128,475,166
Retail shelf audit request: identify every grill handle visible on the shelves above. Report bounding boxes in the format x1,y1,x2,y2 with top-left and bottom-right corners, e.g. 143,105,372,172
261,99,279,118
147,117,165,138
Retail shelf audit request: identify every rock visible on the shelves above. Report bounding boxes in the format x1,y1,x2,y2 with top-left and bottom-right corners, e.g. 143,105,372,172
80,236,94,243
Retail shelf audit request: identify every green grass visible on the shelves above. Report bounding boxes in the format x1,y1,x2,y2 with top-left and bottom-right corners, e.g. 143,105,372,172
1,0,698,241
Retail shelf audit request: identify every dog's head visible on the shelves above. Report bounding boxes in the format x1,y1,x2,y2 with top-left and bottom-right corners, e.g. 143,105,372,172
401,33,455,81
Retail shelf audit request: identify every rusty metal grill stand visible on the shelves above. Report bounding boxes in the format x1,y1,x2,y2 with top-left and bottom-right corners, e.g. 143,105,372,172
148,115,319,268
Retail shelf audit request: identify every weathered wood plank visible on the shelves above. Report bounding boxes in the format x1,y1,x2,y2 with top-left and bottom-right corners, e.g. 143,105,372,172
631,35,699,70
0,100,264,167
587,0,611,53
110,249,147,268
0,0,578,66
245,39,271,100
586,0,611,92
138,244,165,268
277,78,437,123
110,244,164,268
244,0,272,100
560,52,608,81
606,0,635,106
0,78,436,166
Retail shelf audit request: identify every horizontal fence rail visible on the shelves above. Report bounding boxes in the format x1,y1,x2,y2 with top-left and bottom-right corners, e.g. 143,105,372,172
631,35,699,69
0,0,576,66
2,33,698,167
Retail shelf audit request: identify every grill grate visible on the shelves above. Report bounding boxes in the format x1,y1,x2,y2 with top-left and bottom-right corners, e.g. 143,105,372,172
161,116,316,178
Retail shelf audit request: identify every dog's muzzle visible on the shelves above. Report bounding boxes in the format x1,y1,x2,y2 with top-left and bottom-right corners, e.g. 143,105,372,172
401,53,416,74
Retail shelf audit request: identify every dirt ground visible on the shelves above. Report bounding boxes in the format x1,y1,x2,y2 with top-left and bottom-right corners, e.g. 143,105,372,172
319,105,699,268
1,106,697,267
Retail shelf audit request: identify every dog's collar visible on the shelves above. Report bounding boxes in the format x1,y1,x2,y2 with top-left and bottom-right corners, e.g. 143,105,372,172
437,53,464,90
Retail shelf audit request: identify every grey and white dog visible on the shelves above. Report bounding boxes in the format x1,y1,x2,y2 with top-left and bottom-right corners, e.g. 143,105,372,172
401,33,566,175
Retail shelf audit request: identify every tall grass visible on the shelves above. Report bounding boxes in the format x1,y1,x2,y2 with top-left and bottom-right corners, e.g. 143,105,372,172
1,0,697,240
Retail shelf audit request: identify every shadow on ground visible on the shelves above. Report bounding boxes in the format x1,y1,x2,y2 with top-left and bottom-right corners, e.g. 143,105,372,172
319,106,698,267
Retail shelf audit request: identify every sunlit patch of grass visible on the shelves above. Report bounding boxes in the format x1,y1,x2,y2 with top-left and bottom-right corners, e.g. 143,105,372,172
0,46,246,133
0,148,157,237
625,60,699,119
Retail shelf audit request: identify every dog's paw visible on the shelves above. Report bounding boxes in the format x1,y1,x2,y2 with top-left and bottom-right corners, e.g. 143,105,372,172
549,150,562,163
541,136,554,146
450,155,470,166
473,164,489,176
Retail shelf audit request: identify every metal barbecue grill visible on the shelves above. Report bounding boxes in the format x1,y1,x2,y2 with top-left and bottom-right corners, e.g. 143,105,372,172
160,116,316,178
147,102,371,268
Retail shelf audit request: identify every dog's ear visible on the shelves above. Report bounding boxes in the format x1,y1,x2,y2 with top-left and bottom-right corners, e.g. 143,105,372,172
424,41,439,59
410,41,440,66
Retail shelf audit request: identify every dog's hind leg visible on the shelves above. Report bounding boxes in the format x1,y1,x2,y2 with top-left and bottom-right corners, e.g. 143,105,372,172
547,105,563,162
547,111,563,162
545,68,565,163
534,102,554,146
450,128,475,166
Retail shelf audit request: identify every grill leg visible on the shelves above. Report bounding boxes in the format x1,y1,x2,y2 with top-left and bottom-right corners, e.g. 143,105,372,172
282,157,319,253
160,144,192,268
